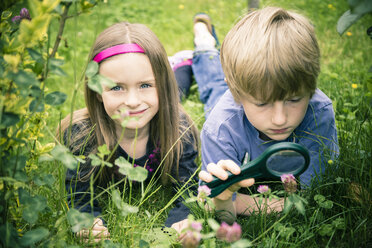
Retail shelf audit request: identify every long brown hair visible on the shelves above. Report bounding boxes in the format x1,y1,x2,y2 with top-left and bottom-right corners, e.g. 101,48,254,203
59,22,198,185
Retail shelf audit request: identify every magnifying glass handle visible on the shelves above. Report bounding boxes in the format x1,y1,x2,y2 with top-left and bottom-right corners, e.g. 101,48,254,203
201,169,260,198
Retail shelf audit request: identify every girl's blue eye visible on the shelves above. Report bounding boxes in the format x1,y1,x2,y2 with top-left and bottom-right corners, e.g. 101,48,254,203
140,83,152,89
111,86,121,91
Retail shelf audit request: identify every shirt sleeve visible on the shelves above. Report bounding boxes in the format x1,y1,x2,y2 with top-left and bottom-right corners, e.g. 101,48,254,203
165,126,199,227
297,102,339,186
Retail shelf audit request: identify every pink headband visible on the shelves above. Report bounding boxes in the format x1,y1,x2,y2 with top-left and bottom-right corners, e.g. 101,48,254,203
93,43,145,63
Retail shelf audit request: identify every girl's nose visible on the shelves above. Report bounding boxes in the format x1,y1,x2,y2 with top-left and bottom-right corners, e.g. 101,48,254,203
271,102,287,126
124,90,141,108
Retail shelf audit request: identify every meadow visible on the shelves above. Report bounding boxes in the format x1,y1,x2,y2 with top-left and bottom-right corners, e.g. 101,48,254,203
1,0,371,247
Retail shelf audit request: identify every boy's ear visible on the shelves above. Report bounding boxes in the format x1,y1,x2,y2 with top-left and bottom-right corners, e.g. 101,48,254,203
96,93,103,102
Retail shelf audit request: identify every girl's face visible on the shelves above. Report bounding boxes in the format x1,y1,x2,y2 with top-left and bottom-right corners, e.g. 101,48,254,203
98,53,159,132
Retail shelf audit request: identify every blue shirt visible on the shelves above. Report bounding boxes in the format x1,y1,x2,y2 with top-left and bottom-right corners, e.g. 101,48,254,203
201,89,339,186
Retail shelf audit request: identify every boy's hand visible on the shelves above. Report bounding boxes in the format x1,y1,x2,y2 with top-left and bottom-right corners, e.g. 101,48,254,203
199,160,255,201
77,218,110,243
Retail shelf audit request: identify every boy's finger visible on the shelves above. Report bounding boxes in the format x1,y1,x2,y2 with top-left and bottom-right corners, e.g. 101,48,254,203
90,229,110,237
238,178,255,188
207,163,229,180
199,170,213,182
217,160,241,175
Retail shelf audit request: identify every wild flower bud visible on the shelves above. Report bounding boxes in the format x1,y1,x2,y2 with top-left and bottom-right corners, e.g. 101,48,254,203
181,230,201,248
197,185,211,202
281,174,297,193
257,185,270,194
12,15,21,23
20,8,31,20
216,222,242,243
190,221,202,232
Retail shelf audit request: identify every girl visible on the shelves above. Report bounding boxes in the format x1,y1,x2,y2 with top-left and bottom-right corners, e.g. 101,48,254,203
59,22,199,241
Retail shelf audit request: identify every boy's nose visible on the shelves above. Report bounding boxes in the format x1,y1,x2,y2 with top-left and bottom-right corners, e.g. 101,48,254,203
124,90,141,108
271,102,287,126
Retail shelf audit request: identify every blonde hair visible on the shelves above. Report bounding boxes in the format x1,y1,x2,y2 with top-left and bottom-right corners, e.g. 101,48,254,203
59,22,198,185
220,7,320,103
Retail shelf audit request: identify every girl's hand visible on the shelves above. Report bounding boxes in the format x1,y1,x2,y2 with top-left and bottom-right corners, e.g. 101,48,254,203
199,160,255,201
76,218,110,243
171,219,189,240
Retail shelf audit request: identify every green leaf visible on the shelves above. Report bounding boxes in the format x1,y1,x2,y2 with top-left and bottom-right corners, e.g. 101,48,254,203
88,154,101,166
0,112,20,128
49,64,67,76
139,239,150,248
293,198,305,215
1,10,12,20
51,145,78,170
9,70,39,96
318,224,333,236
128,166,148,182
98,144,110,157
115,156,132,175
27,48,43,62
337,10,363,35
207,218,220,231
283,197,293,214
29,98,45,112
99,74,116,88
67,209,94,233
231,239,253,248
88,75,103,94
19,188,47,224
45,91,67,105
85,61,99,78
20,227,49,246
34,174,55,187
348,0,372,16
112,189,139,216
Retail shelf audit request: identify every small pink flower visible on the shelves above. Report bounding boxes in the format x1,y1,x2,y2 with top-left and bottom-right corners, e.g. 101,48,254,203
20,8,31,20
281,174,297,193
257,185,270,194
12,8,31,23
216,222,242,243
198,185,211,197
190,221,202,232
181,230,201,248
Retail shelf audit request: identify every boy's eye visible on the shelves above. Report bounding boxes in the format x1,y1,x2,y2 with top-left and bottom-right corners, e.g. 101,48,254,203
255,102,267,107
111,85,122,91
288,97,302,103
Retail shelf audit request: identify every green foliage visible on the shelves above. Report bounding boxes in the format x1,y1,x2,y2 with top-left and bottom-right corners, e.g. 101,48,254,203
337,0,372,35
1,0,371,247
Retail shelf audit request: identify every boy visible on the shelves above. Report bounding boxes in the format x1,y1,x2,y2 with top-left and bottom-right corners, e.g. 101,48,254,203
194,7,339,223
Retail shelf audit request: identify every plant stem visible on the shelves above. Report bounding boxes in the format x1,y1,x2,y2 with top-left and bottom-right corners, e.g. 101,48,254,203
50,2,72,58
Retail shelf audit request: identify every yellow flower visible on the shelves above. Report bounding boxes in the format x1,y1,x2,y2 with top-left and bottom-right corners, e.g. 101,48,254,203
352,84,358,89
328,4,334,9
346,32,352,36
178,4,184,10
328,159,333,165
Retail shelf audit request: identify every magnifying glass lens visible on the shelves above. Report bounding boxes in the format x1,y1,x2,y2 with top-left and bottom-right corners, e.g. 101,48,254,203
266,150,306,176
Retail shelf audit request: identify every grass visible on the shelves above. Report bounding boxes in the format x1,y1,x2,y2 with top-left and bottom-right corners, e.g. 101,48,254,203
9,0,372,247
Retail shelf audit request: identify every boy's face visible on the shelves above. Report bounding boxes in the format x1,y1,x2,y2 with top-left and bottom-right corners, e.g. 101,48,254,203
241,93,310,141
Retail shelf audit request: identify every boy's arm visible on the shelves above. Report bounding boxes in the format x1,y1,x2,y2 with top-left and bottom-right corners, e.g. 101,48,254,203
199,161,255,224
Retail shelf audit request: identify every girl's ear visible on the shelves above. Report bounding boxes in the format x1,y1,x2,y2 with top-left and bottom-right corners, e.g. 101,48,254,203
96,93,103,102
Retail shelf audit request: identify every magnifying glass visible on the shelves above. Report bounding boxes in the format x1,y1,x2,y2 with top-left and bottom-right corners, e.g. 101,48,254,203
200,142,310,198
